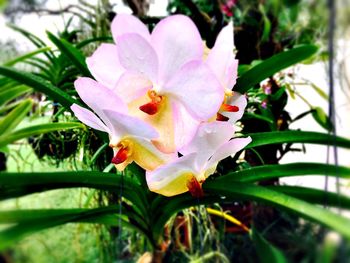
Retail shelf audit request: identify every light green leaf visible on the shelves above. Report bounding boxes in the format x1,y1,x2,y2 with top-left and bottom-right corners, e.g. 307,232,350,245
4,47,51,67
235,45,319,93
0,99,32,135
0,84,32,106
312,107,333,131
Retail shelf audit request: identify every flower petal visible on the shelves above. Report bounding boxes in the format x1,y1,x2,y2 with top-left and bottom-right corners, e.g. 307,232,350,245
70,104,109,133
180,121,235,170
127,94,176,153
151,15,203,83
172,102,200,151
102,109,159,141
130,136,176,171
221,92,247,123
114,71,152,103
86,43,124,89
206,22,238,89
164,60,224,120
74,77,128,117
206,137,252,170
111,13,150,42
116,33,158,82
146,153,197,196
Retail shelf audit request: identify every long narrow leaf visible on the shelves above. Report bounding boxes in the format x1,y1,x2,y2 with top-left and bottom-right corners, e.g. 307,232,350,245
0,84,32,106
47,31,91,77
0,66,79,108
203,181,350,239
244,131,350,149
221,163,350,183
0,206,151,251
0,99,32,135
235,45,318,93
4,47,51,67
0,122,85,148
0,171,148,217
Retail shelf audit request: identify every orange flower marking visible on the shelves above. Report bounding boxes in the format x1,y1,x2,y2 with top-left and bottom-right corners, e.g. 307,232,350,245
216,112,230,121
220,103,239,112
187,176,204,198
139,90,163,115
111,145,129,164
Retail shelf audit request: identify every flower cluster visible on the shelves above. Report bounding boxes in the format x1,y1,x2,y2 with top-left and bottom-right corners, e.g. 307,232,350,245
71,14,251,197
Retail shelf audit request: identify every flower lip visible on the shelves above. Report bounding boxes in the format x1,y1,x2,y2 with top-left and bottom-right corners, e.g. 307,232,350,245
187,176,204,198
111,146,129,164
139,90,164,115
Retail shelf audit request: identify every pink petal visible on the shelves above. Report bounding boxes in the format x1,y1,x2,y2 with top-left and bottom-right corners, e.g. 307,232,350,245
164,61,224,120
116,33,158,82
222,92,247,123
206,22,237,89
180,121,235,169
172,102,200,151
70,104,109,133
111,14,150,42
206,137,252,169
74,77,128,117
86,43,124,89
151,15,203,83
146,153,198,197
102,109,158,140
114,71,152,103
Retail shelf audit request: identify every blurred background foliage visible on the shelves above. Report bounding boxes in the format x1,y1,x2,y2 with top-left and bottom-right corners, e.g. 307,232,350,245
0,0,349,262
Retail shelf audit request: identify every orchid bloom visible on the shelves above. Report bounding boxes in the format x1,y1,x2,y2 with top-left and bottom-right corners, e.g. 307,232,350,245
87,14,224,153
146,122,251,197
205,22,247,123
70,77,173,171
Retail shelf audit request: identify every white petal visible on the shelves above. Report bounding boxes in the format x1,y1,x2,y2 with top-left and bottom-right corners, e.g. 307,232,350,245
86,43,124,89
163,61,223,120
146,153,198,197
206,137,252,169
116,33,158,82
180,121,235,170
70,104,109,133
102,109,158,140
111,13,150,42
222,92,247,123
151,15,203,83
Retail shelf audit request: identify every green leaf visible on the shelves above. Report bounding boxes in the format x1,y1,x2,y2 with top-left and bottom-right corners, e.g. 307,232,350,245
47,31,91,77
252,226,288,263
203,181,350,239
235,45,319,93
243,131,350,149
3,47,51,67
312,107,333,131
0,206,151,251
0,122,85,148
0,66,79,108
221,163,350,183
0,84,32,106
0,99,32,135
269,185,350,210
0,171,148,217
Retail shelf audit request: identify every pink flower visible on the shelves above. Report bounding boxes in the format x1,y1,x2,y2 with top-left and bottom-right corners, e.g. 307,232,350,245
205,22,247,123
70,77,173,171
146,121,251,197
87,14,224,153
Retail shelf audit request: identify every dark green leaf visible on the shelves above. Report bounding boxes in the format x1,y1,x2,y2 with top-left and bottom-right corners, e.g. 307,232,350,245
0,66,79,108
252,226,288,263
243,131,350,149
47,31,91,77
235,45,319,93
4,47,51,67
0,122,85,148
0,84,31,106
